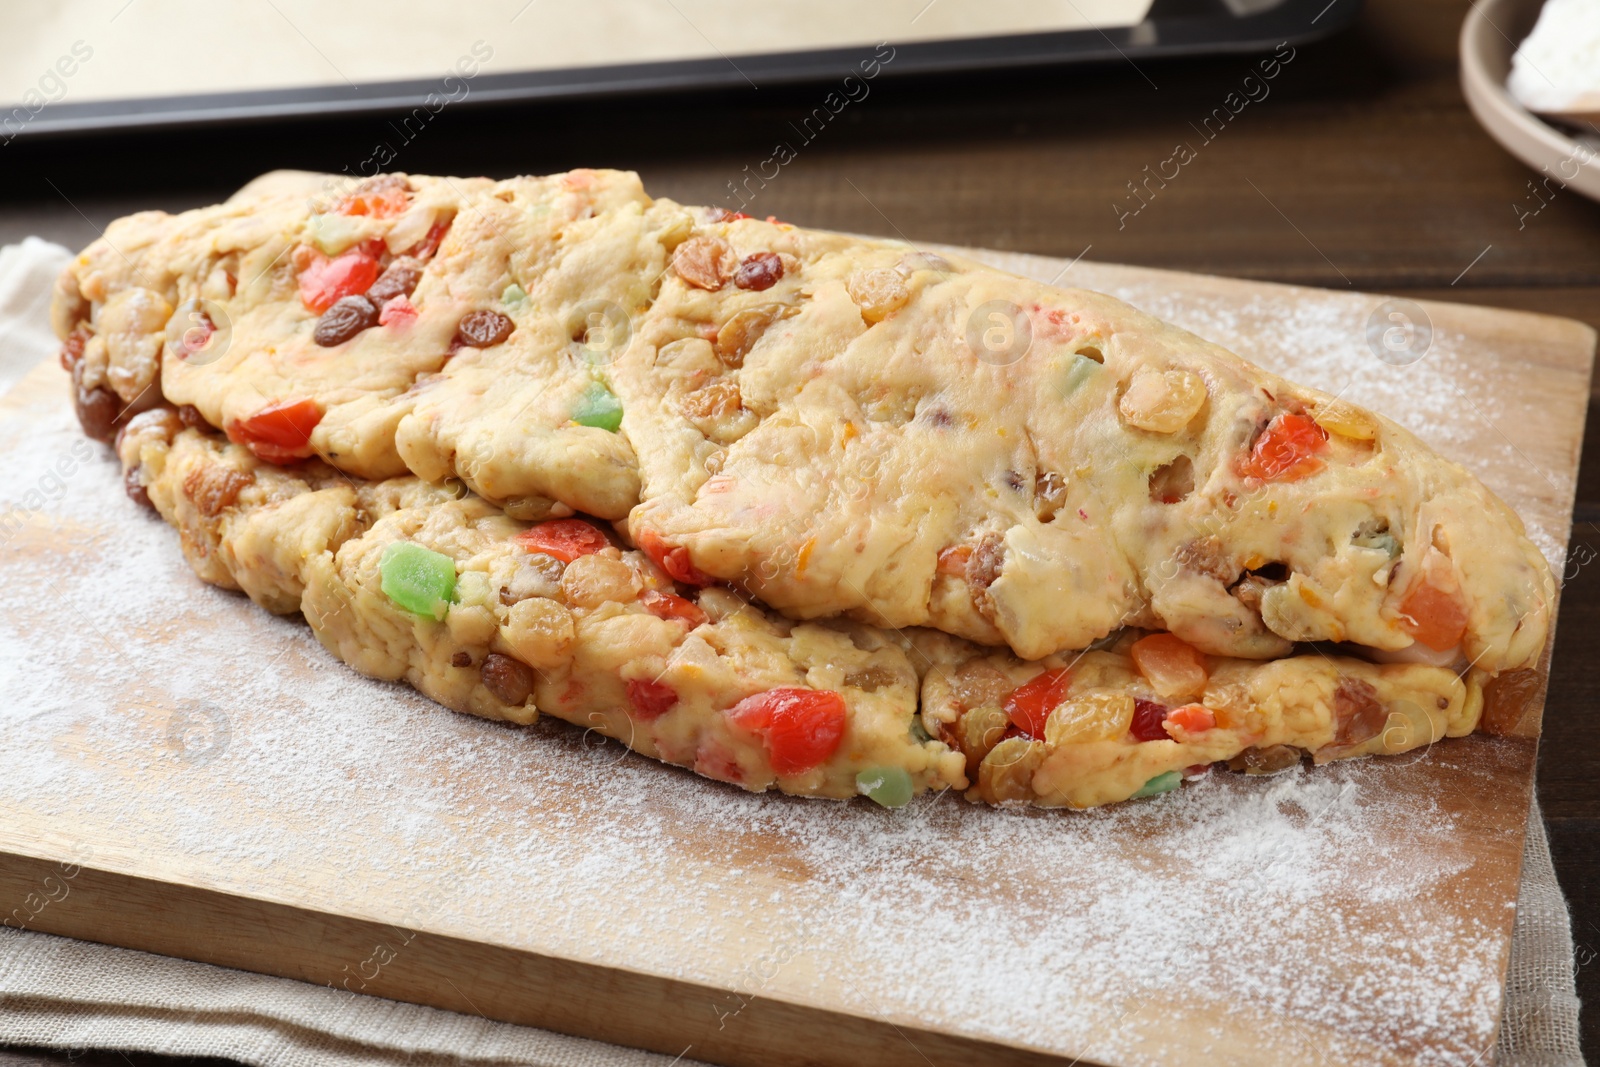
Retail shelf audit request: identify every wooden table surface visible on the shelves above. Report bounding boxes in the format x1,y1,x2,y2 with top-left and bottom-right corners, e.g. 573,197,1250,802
1,0,1595,1062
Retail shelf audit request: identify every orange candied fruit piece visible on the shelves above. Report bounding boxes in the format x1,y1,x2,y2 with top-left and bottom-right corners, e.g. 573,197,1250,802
1163,704,1216,737
1130,632,1208,703
1238,412,1329,483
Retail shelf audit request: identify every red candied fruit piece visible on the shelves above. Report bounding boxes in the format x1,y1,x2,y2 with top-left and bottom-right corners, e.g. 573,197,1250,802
1130,698,1171,742
515,519,609,563
1002,667,1073,740
640,589,708,627
298,246,381,314
727,687,847,776
379,295,417,327
626,678,679,720
405,219,452,261
227,397,324,464
637,528,714,587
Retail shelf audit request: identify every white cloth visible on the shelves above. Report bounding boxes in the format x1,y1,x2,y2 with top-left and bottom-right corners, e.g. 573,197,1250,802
0,238,1582,1066
0,238,68,396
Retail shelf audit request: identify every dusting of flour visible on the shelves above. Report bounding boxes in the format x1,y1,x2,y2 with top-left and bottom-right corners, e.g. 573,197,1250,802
0,273,1560,1067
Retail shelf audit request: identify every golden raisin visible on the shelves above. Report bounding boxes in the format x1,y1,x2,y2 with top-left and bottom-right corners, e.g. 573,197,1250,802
977,737,1046,803
560,554,640,608
846,269,910,323
949,659,1013,711
680,379,743,421
502,597,576,670
1044,690,1135,746
1313,400,1379,442
1034,471,1068,522
672,236,736,290
715,304,796,367
1119,367,1206,434
959,705,1009,780
182,464,254,518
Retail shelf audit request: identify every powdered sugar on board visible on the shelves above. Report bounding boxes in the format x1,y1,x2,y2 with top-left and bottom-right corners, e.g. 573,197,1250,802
0,374,1548,1066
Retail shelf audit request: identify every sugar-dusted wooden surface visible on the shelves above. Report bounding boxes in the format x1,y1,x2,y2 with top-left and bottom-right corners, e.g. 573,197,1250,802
0,239,1590,1066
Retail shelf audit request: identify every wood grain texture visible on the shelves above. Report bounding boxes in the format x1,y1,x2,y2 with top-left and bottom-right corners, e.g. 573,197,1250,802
0,241,1590,1066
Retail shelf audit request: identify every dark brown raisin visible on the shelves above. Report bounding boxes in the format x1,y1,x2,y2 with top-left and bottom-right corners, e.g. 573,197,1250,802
313,296,379,347
481,652,537,705
72,359,121,443
1333,677,1388,745
182,464,254,518
733,252,783,291
455,310,515,349
366,258,422,304
450,651,472,668
125,467,153,510
177,404,208,429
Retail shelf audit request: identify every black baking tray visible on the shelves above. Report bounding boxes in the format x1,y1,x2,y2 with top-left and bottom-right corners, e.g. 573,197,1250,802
11,0,1360,139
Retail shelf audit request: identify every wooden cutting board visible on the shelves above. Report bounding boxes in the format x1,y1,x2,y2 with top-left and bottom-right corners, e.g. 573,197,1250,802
0,248,1591,1067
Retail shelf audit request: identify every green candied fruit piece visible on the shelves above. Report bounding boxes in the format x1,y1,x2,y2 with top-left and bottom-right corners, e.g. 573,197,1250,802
1062,352,1101,394
1132,770,1182,799
572,381,623,433
502,283,528,306
380,541,457,621
1354,530,1401,558
909,716,932,744
856,766,914,809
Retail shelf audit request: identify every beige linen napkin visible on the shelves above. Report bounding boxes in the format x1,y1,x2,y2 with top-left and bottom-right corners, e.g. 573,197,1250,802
0,238,1581,1067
